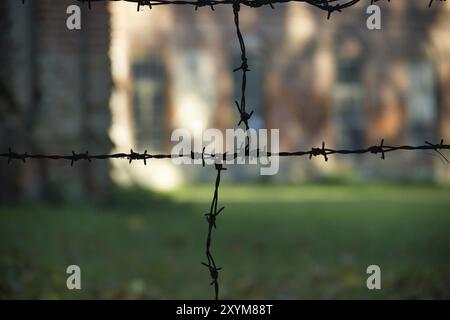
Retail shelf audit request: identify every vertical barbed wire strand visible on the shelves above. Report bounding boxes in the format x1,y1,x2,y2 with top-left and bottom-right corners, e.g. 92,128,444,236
202,163,226,300
233,1,253,131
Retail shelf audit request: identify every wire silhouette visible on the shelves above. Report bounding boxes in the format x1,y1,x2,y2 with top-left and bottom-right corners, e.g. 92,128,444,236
3,141,450,165
15,0,449,300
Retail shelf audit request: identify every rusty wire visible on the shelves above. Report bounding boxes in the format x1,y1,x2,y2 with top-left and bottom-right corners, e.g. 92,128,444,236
3,140,450,165
19,0,443,14
14,0,450,300
428,0,447,8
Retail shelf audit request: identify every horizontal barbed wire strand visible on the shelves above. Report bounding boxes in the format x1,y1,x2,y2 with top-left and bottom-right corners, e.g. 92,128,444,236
20,0,446,16
2,141,449,164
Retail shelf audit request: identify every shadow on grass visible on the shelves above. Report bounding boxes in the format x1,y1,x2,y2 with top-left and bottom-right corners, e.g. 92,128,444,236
108,186,193,214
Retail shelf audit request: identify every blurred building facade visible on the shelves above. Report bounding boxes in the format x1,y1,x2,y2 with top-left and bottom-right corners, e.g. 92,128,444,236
2,1,450,200
110,1,450,188
0,0,112,201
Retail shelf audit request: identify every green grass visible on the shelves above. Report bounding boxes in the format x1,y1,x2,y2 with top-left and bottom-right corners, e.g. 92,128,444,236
1,184,450,299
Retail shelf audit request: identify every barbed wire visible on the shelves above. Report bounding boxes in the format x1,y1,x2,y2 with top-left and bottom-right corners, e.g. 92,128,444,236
202,163,226,300
74,0,366,18
428,0,447,8
2,140,450,165
16,0,449,300
20,0,447,16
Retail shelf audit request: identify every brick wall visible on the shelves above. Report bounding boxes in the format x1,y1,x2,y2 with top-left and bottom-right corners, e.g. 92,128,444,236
0,0,113,202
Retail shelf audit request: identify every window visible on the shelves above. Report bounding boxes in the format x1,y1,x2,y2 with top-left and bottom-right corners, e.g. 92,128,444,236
334,56,365,149
132,59,165,151
408,61,437,144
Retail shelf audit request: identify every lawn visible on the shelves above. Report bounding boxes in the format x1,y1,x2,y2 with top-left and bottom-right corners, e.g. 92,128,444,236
1,184,450,299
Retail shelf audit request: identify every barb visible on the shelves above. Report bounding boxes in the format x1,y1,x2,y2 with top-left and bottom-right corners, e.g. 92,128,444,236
425,139,449,163
137,0,153,11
